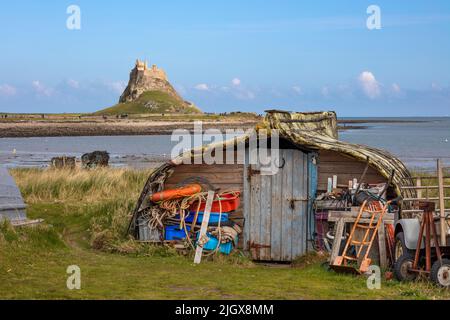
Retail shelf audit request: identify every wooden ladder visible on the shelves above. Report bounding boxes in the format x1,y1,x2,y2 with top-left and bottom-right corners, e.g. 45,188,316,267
331,200,389,274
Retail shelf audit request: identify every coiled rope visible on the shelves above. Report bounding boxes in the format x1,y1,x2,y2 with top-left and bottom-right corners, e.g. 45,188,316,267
145,191,241,255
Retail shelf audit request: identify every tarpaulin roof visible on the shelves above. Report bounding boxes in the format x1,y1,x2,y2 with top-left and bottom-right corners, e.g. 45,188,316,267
263,111,413,196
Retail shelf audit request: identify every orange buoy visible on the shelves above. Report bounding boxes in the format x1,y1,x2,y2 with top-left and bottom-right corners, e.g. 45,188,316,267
150,184,202,202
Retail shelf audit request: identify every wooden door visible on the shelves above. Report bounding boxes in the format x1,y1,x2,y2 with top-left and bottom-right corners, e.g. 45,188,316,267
244,149,309,261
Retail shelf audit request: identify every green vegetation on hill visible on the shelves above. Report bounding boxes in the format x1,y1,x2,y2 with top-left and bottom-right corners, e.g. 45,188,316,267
1,168,450,299
95,91,201,115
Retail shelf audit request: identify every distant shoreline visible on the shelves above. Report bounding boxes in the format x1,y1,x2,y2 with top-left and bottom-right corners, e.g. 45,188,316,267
0,120,258,138
0,117,431,138
338,119,428,124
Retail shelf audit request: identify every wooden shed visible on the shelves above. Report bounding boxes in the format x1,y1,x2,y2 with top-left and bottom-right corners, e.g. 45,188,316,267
129,110,413,262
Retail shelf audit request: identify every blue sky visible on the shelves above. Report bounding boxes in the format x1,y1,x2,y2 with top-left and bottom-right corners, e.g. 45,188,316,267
0,1,449,116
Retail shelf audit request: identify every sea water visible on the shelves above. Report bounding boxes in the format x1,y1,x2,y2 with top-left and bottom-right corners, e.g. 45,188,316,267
0,117,449,169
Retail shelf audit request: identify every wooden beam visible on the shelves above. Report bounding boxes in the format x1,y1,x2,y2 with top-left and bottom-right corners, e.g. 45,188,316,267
437,159,447,246
330,218,344,263
194,191,215,264
416,177,422,200
401,185,450,190
328,210,394,222
403,197,450,202
377,224,387,269
11,219,44,227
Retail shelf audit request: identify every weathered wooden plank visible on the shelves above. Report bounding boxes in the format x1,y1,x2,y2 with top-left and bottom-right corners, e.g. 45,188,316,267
328,218,394,224
270,154,283,261
165,183,242,192
318,174,386,191
165,172,243,184
319,173,386,183
318,163,380,174
291,149,305,258
416,177,422,199
328,211,394,222
249,164,261,260
281,149,293,261
317,150,387,193
168,164,244,173
260,173,272,260
330,218,345,263
194,191,215,264
303,153,309,253
437,159,447,246
227,209,244,220
378,224,387,269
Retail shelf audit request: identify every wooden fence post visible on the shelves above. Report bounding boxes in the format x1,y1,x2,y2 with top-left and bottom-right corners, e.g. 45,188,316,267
416,177,422,200
437,159,447,246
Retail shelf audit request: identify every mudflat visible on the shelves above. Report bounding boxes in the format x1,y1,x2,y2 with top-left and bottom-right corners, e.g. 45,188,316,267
0,120,259,137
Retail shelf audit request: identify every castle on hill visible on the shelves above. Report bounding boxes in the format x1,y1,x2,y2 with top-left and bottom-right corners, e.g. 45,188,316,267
134,59,167,81
97,58,202,114
119,58,179,104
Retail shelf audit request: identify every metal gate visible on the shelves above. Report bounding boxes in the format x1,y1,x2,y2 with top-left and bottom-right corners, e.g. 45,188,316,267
244,149,310,261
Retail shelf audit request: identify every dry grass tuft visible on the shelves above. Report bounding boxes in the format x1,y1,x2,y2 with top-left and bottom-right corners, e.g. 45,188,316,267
10,167,152,203
10,167,153,253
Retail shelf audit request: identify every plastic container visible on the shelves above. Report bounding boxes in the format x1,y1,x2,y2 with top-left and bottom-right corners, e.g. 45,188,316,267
198,233,236,255
164,225,191,241
150,184,202,202
184,212,229,224
189,192,240,213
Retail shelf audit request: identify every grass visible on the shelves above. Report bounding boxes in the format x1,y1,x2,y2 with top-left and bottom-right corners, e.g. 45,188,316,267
95,91,202,115
1,168,450,299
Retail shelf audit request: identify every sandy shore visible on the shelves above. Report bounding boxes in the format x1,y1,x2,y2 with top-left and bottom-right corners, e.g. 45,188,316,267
0,120,260,138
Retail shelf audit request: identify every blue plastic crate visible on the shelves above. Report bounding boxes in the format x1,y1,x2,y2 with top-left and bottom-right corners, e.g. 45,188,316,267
185,212,229,224
197,232,236,255
164,225,191,241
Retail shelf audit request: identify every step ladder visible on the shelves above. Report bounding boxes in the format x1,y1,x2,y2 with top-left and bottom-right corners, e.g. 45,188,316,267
330,200,389,274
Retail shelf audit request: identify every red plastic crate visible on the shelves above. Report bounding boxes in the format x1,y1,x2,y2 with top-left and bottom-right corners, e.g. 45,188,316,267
189,192,240,213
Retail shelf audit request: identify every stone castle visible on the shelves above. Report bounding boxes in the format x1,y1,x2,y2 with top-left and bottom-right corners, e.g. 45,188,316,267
119,59,183,104
134,59,168,81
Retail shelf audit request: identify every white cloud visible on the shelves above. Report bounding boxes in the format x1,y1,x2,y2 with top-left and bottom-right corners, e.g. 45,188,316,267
0,84,17,97
66,79,80,89
321,86,330,97
231,78,241,86
292,86,303,95
358,71,381,99
194,83,210,91
32,81,55,97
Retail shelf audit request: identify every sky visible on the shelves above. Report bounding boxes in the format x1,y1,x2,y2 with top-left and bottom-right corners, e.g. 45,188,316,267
0,1,449,116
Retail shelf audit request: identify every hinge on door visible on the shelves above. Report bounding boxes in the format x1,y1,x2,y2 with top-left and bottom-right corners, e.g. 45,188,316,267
247,166,261,180
248,241,271,260
288,197,309,210
248,241,271,249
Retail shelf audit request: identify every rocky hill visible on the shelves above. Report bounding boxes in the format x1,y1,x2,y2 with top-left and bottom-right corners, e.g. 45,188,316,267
96,59,201,115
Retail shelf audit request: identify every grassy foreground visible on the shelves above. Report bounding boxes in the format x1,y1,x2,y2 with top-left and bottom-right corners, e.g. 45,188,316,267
1,168,449,300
